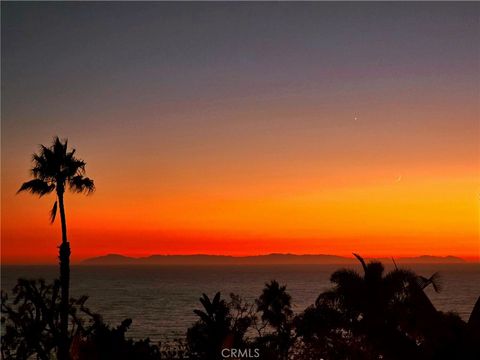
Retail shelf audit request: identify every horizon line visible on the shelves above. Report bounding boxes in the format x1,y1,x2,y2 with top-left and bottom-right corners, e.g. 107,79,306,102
3,252,479,265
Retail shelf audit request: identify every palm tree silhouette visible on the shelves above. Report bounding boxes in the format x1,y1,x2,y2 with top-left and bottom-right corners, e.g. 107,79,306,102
316,253,442,359
256,280,293,360
256,280,293,331
188,292,231,359
193,293,229,328
17,136,94,360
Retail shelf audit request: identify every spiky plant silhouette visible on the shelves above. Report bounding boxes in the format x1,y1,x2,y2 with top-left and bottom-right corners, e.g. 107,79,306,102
17,136,94,360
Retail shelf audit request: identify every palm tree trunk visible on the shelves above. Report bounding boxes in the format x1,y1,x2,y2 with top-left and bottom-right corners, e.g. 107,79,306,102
58,191,70,360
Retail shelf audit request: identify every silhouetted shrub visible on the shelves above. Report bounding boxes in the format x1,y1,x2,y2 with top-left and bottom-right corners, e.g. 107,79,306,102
1,279,163,360
254,280,295,360
1,279,62,360
186,292,255,360
75,318,161,360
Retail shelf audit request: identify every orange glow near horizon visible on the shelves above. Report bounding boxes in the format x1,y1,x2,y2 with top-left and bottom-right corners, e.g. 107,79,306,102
2,148,479,263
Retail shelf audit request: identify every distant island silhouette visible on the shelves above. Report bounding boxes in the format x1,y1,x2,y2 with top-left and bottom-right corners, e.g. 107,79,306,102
82,253,466,265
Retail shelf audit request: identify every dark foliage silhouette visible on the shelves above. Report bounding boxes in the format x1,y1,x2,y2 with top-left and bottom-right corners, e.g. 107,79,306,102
187,292,254,360
187,292,230,359
75,318,161,360
17,137,94,360
2,258,479,360
1,279,62,360
465,296,480,359
294,254,479,360
1,279,164,360
255,280,294,360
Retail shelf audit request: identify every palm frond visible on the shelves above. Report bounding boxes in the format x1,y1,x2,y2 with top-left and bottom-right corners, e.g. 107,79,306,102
64,156,86,177
30,144,61,180
17,179,55,197
417,272,442,293
315,290,339,307
212,292,221,307
330,269,363,296
200,294,212,314
68,176,95,194
430,272,443,293
53,136,68,160
353,253,367,273
50,201,58,224
383,269,417,298
39,144,58,176
31,153,49,179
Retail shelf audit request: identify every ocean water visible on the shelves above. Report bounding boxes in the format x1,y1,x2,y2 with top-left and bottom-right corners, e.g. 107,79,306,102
2,264,479,343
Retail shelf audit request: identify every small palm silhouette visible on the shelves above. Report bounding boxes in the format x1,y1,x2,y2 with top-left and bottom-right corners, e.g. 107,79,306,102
256,281,293,360
194,293,229,326
188,292,231,360
256,280,293,331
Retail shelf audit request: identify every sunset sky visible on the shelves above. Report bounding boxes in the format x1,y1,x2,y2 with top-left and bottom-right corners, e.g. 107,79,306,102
2,2,479,264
